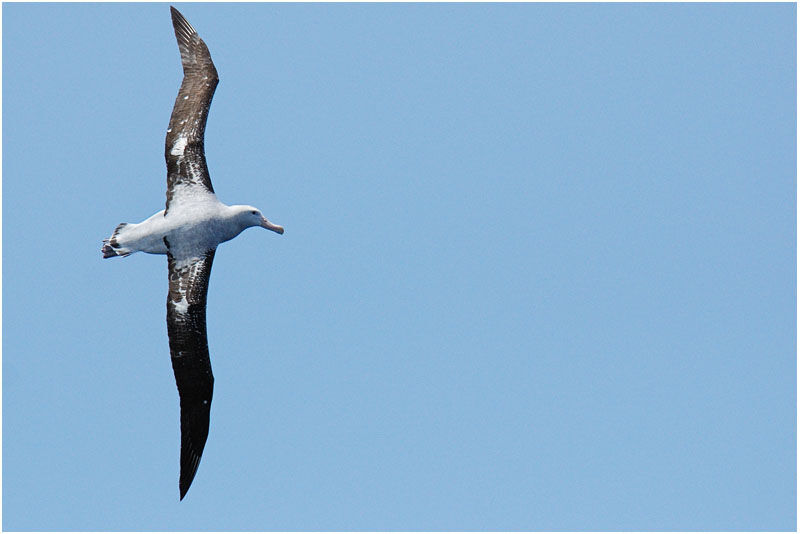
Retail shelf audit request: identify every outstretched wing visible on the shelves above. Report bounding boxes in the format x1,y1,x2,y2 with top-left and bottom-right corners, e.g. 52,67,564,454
165,6,219,212
166,249,216,500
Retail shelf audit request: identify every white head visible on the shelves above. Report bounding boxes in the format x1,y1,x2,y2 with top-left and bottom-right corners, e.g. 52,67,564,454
233,205,284,235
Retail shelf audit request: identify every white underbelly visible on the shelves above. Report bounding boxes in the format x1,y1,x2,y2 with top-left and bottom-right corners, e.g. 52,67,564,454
118,204,230,257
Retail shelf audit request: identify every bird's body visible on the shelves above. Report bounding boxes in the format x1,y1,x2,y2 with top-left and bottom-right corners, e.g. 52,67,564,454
105,200,275,259
102,6,283,500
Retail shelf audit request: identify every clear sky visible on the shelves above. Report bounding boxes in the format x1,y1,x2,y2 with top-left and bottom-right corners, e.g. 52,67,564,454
2,2,795,531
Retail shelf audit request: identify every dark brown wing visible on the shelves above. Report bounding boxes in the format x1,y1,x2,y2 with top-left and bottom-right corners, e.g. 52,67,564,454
166,249,216,500
165,7,219,212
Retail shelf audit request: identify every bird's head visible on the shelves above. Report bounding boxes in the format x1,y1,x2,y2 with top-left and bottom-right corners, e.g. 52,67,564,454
234,205,284,235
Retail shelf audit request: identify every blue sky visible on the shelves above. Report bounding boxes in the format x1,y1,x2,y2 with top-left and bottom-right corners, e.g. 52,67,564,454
3,2,795,531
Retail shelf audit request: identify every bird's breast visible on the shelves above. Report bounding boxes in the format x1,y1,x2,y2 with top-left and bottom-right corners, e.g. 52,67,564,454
164,207,243,257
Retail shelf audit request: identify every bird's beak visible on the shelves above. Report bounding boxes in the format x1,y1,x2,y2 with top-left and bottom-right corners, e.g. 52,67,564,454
260,217,284,234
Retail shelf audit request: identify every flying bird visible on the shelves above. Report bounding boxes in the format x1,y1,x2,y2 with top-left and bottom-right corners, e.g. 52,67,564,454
102,6,284,500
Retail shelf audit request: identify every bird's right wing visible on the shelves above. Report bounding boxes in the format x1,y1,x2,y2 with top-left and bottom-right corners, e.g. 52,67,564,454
166,249,216,500
165,7,219,213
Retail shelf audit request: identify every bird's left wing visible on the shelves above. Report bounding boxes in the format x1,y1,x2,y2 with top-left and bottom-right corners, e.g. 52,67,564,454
166,249,216,500
165,6,218,213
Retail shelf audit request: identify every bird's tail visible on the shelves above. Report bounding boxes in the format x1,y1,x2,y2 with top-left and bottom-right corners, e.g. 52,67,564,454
102,223,133,258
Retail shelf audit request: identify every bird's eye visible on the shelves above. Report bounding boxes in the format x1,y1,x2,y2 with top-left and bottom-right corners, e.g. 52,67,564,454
251,211,257,215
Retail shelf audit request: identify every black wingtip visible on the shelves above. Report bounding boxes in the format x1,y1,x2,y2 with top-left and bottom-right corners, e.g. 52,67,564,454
178,450,205,502
179,460,196,500
170,5,196,35
179,459,200,501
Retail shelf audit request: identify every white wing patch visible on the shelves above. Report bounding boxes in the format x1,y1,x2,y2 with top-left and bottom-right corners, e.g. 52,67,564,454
172,295,190,315
173,255,203,271
170,136,189,156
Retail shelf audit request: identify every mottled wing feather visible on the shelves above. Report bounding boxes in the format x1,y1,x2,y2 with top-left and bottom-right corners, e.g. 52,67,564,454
166,249,216,500
165,7,219,212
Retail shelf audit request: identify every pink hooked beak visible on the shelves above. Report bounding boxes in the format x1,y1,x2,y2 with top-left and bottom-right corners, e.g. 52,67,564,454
260,217,284,234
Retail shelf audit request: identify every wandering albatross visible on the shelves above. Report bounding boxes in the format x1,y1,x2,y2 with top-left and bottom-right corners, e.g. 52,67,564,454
102,6,284,500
